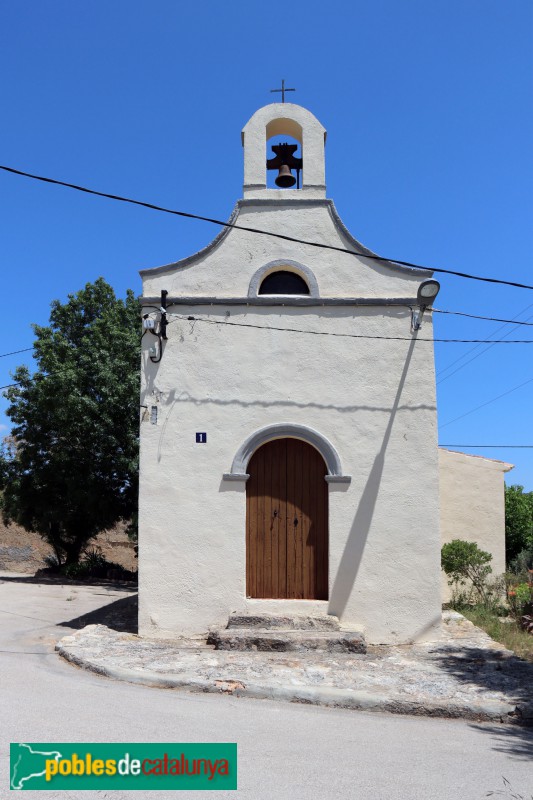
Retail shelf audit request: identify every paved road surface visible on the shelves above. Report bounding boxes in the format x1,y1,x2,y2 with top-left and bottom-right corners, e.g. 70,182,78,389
1,574,531,799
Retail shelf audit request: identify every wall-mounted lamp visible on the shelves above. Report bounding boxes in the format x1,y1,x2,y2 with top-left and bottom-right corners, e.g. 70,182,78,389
412,280,440,331
142,290,168,364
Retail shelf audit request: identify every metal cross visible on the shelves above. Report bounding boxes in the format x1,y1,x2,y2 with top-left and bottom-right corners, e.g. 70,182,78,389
270,79,295,103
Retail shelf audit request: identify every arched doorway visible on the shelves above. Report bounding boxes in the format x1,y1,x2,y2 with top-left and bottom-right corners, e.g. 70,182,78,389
246,438,328,600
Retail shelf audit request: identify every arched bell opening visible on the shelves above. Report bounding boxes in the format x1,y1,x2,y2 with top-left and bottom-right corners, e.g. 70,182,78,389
266,118,303,189
242,105,326,197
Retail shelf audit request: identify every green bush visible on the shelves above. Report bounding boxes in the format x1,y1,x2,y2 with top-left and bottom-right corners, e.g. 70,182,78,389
441,539,493,606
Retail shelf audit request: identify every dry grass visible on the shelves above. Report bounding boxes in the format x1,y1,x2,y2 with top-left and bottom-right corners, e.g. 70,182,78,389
461,606,533,662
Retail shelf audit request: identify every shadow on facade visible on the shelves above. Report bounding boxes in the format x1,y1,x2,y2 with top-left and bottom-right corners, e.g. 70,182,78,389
155,388,435,464
158,390,435,416
329,338,417,618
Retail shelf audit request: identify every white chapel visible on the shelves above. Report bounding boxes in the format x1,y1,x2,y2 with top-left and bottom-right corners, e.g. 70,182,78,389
137,100,444,646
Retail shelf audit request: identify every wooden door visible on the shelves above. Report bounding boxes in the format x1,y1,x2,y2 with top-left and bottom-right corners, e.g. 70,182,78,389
246,438,328,599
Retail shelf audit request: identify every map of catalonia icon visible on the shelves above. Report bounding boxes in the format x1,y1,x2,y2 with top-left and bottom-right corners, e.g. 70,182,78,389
10,743,63,790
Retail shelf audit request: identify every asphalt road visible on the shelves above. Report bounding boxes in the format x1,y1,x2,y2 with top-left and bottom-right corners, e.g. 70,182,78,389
1,573,532,799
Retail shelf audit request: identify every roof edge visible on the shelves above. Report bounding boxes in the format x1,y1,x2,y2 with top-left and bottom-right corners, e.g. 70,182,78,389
439,447,515,471
326,200,432,278
138,202,241,278
138,198,434,279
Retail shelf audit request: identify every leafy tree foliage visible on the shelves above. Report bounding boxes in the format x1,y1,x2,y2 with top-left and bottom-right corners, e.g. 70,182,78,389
505,484,533,564
441,539,493,604
0,279,140,565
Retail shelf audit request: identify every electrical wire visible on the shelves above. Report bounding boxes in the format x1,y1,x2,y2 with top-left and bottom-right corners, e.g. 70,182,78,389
439,445,533,449
0,378,51,391
432,308,533,326
2,163,533,292
0,310,530,367
435,301,533,385
3,316,533,396
3,325,531,439
3,316,533,397
167,313,533,344
438,375,533,430
0,312,530,366
437,308,533,386
0,347,33,359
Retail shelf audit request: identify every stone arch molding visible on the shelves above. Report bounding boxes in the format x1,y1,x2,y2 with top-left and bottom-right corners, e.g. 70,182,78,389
248,260,320,298
223,424,351,484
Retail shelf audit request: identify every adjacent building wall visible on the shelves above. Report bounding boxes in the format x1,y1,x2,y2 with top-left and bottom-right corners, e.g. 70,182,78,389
439,449,513,602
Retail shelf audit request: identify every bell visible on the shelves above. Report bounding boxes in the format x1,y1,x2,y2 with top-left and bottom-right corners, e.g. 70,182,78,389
275,164,296,188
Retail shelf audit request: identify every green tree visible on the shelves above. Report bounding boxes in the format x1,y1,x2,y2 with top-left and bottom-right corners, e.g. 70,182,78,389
505,484,533,564
0,278,140,565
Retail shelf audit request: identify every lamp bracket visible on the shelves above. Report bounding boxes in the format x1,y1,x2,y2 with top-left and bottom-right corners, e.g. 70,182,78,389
411,306,425,332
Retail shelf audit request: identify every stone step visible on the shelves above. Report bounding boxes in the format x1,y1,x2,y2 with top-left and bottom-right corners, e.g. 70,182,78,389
207,628,366,654
226,613,340,631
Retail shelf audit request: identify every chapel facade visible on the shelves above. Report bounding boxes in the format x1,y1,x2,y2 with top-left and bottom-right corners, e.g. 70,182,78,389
138,101,442,645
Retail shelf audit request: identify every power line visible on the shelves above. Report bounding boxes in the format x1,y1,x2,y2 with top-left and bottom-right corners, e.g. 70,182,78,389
0,347,33,359
438,376,533,430
2,335,531,435
439,445,533,449
0,312,529,369
436,309,533,385
436,302,533,385
3,317,533,396
432,308,533,327
3,316,533,395
0,375,58,391
168,313,533,343
0,311,530,369
2,163,533,292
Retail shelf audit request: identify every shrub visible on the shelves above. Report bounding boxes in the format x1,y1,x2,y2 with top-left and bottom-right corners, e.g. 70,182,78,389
63,561,90,579
61,548,127,581
82,548,108,578
507,580,533,621
441,540,493,606
509,544,533,575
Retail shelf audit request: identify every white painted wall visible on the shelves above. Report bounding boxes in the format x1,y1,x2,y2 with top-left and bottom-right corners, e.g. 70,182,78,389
138,103,442,645
141,201,424,300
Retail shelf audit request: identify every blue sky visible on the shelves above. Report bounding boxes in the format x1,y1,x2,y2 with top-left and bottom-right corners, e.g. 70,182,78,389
1,1,532,487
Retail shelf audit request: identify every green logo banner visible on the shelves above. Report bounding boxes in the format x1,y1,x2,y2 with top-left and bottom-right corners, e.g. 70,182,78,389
10,743,237,790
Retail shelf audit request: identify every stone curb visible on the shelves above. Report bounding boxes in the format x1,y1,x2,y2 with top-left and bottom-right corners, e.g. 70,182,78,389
55,641,519,723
